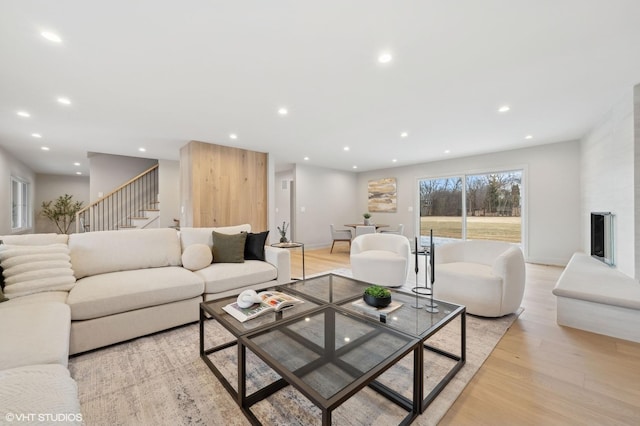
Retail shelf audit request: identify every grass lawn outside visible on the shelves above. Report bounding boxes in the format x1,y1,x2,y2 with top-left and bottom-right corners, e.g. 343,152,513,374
420,216,521,243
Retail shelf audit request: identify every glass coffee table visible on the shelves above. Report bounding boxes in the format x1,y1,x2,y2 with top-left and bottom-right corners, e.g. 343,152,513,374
200,274,465,425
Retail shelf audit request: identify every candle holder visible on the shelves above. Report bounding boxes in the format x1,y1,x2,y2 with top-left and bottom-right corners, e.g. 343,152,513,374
410,236,422,309
424,229,439,313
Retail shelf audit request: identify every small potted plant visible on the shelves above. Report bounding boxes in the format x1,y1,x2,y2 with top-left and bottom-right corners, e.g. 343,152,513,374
363,212,372,226
363,285,392,308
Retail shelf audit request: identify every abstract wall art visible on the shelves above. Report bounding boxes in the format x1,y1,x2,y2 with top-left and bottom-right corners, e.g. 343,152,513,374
368,177,397,212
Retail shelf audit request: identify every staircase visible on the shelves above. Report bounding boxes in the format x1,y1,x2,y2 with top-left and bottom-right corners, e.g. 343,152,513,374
76,165,160,232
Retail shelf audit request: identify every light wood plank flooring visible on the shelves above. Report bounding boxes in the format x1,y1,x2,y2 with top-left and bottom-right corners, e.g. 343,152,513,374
290,246,640,425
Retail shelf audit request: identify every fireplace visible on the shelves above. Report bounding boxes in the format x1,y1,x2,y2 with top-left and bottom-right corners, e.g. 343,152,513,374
591,212,614,266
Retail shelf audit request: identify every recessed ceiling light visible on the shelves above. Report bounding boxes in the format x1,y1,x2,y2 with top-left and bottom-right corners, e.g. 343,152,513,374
303,156,309,161
17,111,30,118
392,159,397,163
400,132,408,138
229,133,238,140
378,53,392,64
343,146,350,151
73,162,80,166
444,149,451,154
498,105,510,113
525,135,533,140
76,171,82,175
41,31,62,43
138,147,146,152
41,146,50,151
31,133,42,138
278,107,288,115
57,97,71,105
352,165,358,169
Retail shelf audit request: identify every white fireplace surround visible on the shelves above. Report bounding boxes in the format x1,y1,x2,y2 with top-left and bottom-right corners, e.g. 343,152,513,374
553,252,640,343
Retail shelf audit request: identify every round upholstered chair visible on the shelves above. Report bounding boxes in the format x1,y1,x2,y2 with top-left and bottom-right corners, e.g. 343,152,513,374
350,233,411,287
433,240,525,317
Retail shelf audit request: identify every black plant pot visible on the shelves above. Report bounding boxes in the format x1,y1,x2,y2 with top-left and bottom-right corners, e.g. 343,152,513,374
363,293,391,308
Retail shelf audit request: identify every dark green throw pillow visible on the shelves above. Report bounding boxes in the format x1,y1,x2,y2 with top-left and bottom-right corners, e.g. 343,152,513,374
244,231,269,261
211,231,247,263
0,286,8,303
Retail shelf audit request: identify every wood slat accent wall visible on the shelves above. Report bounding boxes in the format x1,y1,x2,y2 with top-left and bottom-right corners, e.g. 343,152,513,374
180,141,267,229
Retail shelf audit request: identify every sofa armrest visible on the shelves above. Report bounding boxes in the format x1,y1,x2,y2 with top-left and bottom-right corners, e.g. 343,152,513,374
492,246,526,310
492,247,524,280
264,246,291,284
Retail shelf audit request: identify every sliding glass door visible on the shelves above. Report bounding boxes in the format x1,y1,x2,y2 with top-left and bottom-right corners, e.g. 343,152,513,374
418,170,522,247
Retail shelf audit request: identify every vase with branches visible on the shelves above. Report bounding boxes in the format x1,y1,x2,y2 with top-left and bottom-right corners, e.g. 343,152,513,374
40,194,84,234
277,221,289,243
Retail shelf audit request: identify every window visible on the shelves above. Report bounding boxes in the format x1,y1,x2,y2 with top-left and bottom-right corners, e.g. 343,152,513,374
11,176,31,231
419,176,463,242
465,171,522,242
418,169,523,246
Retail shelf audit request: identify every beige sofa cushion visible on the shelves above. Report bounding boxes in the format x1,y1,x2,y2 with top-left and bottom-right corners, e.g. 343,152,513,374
0,302,71,369
0,233,68,245
67,266,204,320
0,364,82,424
194,261,277,294
69,228,182,279
0,244,75,297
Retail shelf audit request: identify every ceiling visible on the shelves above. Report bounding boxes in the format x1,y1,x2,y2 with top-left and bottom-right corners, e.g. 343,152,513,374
1,1,640,177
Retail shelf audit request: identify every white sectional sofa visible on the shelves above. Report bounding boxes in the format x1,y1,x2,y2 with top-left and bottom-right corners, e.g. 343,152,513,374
0,225,290,423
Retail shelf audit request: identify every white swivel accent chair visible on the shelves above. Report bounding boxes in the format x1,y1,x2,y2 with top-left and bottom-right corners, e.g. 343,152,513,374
433,240,525,317
350,233,411,287
355,225,376,237
329,224,352,253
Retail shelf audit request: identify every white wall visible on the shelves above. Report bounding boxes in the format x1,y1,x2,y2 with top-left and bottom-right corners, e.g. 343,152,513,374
274,169,294,241
294,164,358,248
0,146,36,235
356,141,582,266
88,153,157,202
34,174,90,233
158,159,180,228
581,90,635,277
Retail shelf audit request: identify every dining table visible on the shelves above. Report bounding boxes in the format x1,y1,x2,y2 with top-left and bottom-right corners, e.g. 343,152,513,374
344,223,389,230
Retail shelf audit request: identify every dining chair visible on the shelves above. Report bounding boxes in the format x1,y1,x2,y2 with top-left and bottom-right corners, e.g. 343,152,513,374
330,224,352,253
355,225,376,237
380,224,404,236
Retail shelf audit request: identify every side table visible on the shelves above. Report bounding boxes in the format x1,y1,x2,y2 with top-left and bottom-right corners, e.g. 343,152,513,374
270,241,305,280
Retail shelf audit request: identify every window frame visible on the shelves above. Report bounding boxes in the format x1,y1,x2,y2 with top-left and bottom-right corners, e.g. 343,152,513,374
10,175,31,232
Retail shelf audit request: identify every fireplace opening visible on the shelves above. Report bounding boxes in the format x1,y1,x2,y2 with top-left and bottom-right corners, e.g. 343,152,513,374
591,212,614,266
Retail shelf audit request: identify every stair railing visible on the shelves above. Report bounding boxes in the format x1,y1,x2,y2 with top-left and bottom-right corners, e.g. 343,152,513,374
76,164,159,233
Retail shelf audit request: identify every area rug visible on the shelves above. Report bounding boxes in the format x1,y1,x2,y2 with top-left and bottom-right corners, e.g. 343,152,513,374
69,274,520,425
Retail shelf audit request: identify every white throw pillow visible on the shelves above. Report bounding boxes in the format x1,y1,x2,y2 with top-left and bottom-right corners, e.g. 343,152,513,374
0,243,75,298
181,244,213,271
